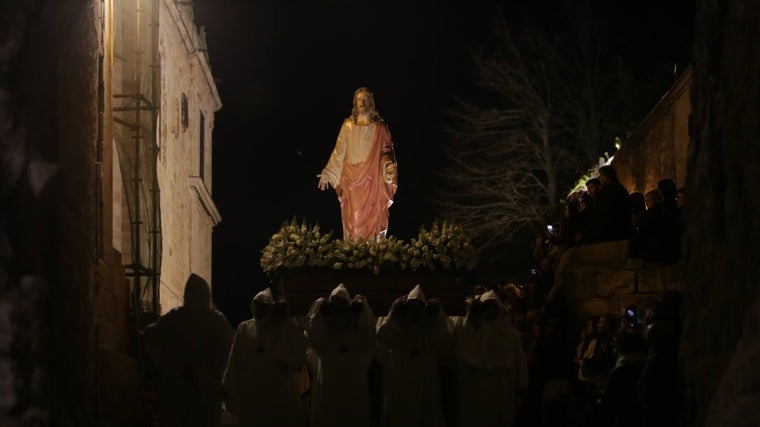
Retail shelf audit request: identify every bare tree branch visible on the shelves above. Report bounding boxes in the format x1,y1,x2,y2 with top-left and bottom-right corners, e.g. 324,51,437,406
436,25,579,249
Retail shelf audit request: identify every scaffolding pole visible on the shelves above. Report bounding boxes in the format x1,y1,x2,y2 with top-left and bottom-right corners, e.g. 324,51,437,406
112,1,163,425
113,0,161,322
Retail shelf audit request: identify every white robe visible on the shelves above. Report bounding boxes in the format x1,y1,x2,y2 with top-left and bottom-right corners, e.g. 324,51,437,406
222,316,307,427
306,296,377,427
321,120,378,188
376,309,452,427
453,313,528,427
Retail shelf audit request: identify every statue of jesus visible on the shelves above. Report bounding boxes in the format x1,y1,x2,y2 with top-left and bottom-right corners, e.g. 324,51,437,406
317,87,398,241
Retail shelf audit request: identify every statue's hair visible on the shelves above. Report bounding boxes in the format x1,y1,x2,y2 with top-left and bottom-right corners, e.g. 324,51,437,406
350,87,383,124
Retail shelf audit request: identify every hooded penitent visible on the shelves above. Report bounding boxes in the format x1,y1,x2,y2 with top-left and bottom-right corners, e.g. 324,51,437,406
329,283,350,302
253,287,274,305
376,284,450,427
222,288,307,427
183,273,212,309
407,283,426,303
453,289,528,427
251,287,274,320
478,289,500,304
143,274,233,427
306,283,376,427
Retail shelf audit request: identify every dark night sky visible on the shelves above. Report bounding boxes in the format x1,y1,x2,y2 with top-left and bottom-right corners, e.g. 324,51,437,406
192,0,694,326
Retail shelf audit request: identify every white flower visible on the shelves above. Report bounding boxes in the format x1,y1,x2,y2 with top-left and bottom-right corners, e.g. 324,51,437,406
261,218,475,274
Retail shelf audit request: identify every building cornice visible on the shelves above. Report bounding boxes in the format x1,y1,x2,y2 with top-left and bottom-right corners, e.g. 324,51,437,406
188,176,222,226
193,50,222,111
163,0,222,111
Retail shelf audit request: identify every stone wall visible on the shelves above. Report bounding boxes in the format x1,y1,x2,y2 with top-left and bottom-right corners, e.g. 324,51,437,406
157,0,221,312
0,0,102,423
681,0,760,425
552,241,685,329
47,0,102,422
612,67,692,194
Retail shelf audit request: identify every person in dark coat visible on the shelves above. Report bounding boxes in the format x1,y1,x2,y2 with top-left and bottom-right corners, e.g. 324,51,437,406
143,274,234,427
585,166,631,244
638,321,680,427
592,328,647,427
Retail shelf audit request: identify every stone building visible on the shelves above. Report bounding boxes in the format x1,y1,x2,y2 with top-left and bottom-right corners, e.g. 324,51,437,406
156,1,222,310
0,0,221,424
612,66,692,193
110,0,221,315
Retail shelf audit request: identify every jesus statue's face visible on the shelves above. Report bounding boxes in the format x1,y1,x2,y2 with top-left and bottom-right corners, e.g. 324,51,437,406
354,91,372,114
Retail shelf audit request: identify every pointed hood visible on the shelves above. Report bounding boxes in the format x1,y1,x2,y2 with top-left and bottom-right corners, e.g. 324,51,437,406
479,290,502,305
407,284,426,303
329,283,350,302
253,288,274,305
183,273,211,309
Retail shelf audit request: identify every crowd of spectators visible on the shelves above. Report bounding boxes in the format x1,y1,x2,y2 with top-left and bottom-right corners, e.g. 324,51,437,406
499,164,688,426
545,165,685,264
491,263,684,427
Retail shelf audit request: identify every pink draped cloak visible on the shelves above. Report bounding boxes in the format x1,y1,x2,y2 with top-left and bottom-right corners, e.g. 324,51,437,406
339,122,397,241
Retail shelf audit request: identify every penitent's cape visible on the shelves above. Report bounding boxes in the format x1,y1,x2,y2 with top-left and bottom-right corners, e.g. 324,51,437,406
452,290,529,427
305,284,377,427
376,284,452,427
221,288,307,427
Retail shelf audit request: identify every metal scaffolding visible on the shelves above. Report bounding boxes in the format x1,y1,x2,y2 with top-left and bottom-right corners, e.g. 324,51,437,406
112,0,162,325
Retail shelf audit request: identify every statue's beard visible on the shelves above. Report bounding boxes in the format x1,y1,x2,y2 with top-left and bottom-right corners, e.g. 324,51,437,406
357,104,372,115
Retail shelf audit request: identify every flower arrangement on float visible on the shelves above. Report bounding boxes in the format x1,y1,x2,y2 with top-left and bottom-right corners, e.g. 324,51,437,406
260,217,477,281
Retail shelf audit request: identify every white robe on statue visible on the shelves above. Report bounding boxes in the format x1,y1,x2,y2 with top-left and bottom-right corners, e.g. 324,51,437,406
222,289,307,427
453,290,528,427
306,284,377,427
376,285,452,427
